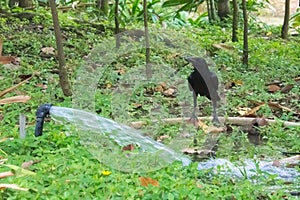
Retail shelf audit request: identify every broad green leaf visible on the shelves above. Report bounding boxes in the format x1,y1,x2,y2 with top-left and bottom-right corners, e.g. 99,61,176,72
162,0,192,8
131,0,140,16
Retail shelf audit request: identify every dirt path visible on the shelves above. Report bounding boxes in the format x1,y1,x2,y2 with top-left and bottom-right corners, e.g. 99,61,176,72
257,16,283,26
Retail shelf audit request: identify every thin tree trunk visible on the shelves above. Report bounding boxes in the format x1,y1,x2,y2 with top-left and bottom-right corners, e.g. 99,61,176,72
97,0,109,15
211,0,218,21
206,0,212,23
232,0,239,42
242,0,248,66
49,0,72,96
281,0,290,39
143,0,151,79
115,0,120,48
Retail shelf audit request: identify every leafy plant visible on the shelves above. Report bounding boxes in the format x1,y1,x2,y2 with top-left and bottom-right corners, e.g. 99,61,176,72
290,8,300,32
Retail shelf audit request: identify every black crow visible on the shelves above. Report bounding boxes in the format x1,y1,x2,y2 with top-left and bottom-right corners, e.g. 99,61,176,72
186,57,220,124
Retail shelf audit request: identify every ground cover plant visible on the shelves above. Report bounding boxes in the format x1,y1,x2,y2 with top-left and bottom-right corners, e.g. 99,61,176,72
0,2,300,199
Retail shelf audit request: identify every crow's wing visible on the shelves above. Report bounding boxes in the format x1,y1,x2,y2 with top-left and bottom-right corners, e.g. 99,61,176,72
210,72,220,101
187,75,194,91
186,57,220,100
210,71,219,90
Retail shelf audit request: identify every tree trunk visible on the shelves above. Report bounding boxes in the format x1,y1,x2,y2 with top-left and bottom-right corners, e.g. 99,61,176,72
9,0,32,8
281,0,290,39
49,0,72,96
242,0,248,66
143,0,151,79
207,0,218,22
232,0,239,42
115,0,120,48
97,0,109,15
217,0,230,20
206,0,212,22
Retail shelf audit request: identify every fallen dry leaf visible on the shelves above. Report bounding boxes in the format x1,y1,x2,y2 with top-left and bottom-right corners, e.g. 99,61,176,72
163,88,176,97
225,81,233,89
267,84,281,92
166,53,180,60
0,56,17,64
225,80,243,89
0,95,31,105
0,40,20,65
155,85,164,92
212,43,235,51
0,171,14,179
0,184,29,191
185,118,224,133
40,47,55,57
233,80,243,86
204,126,225,134
132,103,142,109
36,83,48,89
250,100,299,115
159,82,167,90
241,105,264,117
139,177,159,187
156,135,169,142
268,102,294,113
155,82,167,93
122,144,135,151
0,137,9,143
280,84,294,93
186,118,208,129
237,107,252,116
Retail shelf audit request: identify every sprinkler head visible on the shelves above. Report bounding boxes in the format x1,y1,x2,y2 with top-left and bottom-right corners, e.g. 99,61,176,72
34,103,52,137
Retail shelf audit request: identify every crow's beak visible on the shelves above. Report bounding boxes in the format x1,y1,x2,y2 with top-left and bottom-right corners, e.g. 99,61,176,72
184,57,194,67
184,57,191,62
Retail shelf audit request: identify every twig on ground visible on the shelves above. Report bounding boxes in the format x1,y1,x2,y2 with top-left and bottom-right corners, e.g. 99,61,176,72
130,117,300,129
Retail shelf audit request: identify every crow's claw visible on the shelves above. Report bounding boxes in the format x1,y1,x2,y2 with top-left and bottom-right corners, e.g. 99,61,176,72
188,115,199,127
212,117,220,125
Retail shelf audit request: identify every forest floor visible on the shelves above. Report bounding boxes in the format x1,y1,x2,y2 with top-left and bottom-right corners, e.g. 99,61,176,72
0,10,299,199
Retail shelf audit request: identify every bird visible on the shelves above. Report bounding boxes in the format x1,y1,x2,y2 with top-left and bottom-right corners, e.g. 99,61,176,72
185,57,220,124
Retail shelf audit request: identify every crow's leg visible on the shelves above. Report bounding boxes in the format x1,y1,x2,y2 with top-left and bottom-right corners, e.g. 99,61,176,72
212,99,220,124
188,92,199,127
191,92,198,120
